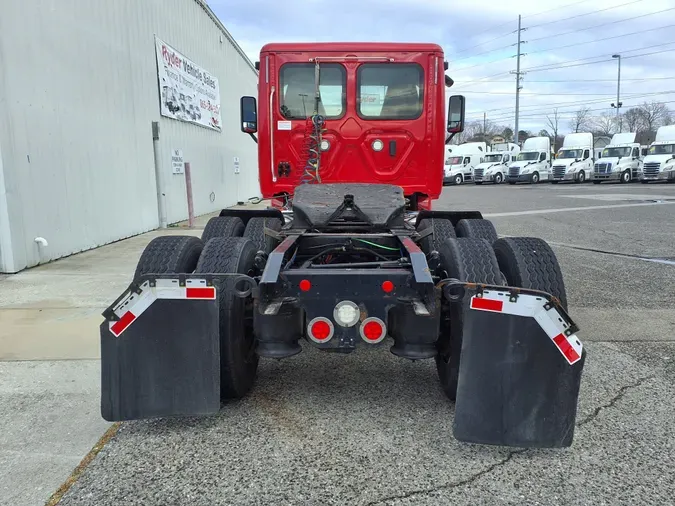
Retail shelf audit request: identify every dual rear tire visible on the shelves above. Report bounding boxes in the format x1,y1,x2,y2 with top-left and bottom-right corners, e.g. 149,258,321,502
424,217,567,400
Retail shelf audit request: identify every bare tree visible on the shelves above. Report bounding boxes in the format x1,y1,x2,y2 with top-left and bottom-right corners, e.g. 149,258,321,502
568,107,591,133
592,112,617,137
622,107,644,133
637,101,669,134
546,108,561,151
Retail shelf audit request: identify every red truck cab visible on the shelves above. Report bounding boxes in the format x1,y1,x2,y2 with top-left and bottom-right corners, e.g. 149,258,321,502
240,42,465,210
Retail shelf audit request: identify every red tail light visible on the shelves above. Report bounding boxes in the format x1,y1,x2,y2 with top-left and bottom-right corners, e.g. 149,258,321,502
307,317,334,343
360,317,386,344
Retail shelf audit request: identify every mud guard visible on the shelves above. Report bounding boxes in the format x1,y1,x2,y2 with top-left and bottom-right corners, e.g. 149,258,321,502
453,287,585,448
100,276,225,421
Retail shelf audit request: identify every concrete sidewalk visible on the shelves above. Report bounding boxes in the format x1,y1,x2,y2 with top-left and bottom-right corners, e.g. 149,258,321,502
0,201,270,506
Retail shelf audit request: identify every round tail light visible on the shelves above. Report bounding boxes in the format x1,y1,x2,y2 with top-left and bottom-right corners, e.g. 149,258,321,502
360,317,387,344
307,317,334,343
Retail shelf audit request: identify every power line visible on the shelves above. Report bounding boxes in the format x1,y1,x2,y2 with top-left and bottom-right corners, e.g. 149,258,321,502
525,24,675,56
525,0,645,30
451,42,516,63
521,0,594,19
448,31,516,58
460,77,675,83
527,6,675,43
466,92,675,120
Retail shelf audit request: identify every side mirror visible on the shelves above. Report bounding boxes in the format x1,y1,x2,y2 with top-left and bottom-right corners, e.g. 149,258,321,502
447,95,465,134
240,96,257,134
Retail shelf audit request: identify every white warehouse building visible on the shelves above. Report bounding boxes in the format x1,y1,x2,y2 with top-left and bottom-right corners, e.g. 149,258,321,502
0,0,260,273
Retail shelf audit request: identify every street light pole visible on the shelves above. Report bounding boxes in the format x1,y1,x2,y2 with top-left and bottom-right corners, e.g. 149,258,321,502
611,54,622,132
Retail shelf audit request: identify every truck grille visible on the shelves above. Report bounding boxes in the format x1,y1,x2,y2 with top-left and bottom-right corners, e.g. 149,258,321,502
509,167,520,177
594,163,610,174
553,165,566,178
474,168,484,180
643,162,660,177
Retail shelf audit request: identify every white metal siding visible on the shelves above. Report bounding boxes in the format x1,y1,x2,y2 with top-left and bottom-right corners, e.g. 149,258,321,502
0,0,259,272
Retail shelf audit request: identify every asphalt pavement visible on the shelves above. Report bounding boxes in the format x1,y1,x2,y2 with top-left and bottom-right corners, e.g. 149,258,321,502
4,182,675,506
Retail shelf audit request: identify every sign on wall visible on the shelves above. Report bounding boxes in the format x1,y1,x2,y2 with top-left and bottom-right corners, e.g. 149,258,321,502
171,149,184,174
155,37,222,131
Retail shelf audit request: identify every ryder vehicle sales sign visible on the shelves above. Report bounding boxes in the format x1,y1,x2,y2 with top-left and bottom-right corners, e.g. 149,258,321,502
155,37,222,131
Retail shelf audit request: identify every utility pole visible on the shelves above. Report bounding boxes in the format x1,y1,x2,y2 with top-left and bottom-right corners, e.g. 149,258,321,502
511,15,526,145
611,54,622,132
483,112,487,142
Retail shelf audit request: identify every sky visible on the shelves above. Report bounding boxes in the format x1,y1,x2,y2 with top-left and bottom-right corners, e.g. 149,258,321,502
209,0,674,134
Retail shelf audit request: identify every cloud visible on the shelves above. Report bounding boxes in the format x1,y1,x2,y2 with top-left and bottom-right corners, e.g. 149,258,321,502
210,0,674,133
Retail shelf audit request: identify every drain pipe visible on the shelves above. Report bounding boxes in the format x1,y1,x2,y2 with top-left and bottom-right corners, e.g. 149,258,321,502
152,122,168,229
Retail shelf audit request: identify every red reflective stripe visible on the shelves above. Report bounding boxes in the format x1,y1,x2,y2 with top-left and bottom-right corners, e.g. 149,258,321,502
186,287,216,299
470,297,504,312
553,333,580,364
111,311,136,336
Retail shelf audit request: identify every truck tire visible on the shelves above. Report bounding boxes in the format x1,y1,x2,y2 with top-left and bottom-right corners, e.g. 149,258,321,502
620,170,631,184
436,238,503,401
531,172,540,184
493,237,568,310
243,217,283,254
494,172,503,184
454,174,463,185
201,216,244,243
195,237,259,400
417,218,456,255
576,170,586,183
134,236,203,280
455,219,498,244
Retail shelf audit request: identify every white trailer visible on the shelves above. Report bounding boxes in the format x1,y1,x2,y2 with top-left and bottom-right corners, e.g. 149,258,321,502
506,137,551,184
550,133,594,183
641,125,675,183
444,142,487,185
592,133,642,184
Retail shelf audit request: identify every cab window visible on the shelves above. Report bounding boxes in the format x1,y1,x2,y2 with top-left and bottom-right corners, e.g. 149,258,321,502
632,147,640,157
279,63,346,119
464,157,471,165
358,63,424,120
583,149,590,159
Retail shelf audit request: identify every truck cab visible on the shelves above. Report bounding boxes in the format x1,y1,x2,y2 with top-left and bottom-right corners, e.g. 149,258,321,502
641,125,675,183
550,132,594,183
239,43,465,209
474,149,517,185
444,142,486,185
592,133,641,184
506,136,550,184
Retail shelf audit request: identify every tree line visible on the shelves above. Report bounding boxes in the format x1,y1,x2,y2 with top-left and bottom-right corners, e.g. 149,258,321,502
451,101,673,150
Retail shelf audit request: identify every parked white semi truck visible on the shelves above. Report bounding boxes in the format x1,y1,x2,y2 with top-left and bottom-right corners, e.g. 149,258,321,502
550,132,594,184
641,125,675,183
474,143,520,184
444,142,487,185
592,133,642,184
506,137,551,184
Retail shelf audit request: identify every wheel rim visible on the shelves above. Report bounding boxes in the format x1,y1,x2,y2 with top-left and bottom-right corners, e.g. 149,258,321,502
455,175,462,185
579,172,585,182
623,171,630,182
495,174,502,184
532,173,539,184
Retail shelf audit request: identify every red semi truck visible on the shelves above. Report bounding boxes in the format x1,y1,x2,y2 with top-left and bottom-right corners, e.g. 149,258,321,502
100,42,585,448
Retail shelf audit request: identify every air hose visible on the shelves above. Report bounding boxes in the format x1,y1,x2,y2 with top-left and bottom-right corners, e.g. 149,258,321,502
299,60,325,185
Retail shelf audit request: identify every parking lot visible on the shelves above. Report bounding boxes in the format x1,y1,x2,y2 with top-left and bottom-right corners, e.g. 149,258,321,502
2,182,675,506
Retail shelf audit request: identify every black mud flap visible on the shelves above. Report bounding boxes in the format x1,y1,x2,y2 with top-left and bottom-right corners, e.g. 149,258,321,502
100,276,222,421
453,287,585,448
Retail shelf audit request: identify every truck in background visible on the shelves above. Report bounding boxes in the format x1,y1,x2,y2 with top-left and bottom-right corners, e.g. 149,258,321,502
550,132,594,184
641,125,675,183
444,142,487,185
473,142,520,184
506,136,551,184
592,133,642,184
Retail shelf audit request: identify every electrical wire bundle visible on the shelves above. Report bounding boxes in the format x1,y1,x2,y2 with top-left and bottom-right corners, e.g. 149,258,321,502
299,114,325,184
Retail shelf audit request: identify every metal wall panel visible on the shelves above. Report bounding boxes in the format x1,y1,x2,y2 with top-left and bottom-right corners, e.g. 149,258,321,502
0,0,260,272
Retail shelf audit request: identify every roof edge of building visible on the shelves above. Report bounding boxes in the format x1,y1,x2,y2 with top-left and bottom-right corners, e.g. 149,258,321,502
193,0,258,75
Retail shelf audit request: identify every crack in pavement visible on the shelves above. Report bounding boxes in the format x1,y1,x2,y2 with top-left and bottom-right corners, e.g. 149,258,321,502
367,374,658,505
577,374,657,427
365,449,529,506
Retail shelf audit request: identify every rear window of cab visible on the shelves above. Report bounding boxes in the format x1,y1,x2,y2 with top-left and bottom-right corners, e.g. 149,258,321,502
357,63,424,120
